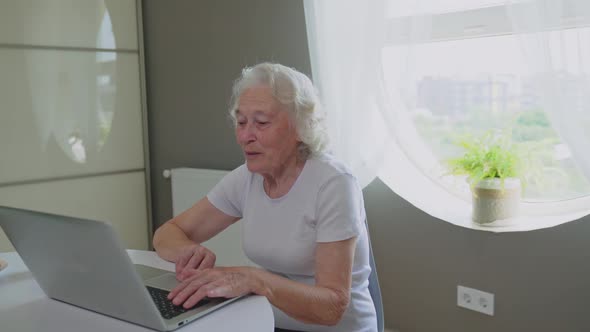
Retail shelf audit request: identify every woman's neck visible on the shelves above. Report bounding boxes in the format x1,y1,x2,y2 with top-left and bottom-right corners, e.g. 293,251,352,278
262,155,306,198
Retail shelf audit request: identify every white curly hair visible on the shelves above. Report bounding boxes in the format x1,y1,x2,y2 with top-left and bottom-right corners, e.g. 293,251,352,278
228,62,328,159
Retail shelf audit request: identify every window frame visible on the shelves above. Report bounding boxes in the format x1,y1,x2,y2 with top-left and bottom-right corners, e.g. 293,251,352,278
377,0,590,225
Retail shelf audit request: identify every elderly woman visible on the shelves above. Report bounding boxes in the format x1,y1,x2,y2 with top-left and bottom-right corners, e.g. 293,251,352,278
153,63,377,332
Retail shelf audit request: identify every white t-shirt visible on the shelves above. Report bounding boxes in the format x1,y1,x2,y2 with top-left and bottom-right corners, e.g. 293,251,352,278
207,154,377,332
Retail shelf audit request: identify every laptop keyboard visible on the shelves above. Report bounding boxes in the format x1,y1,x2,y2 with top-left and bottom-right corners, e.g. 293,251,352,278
146,286,211,320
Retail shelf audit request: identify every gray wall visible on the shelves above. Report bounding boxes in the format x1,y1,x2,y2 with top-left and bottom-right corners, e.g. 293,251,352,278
142,1,590,331
364,179,590,332
142,0,312,228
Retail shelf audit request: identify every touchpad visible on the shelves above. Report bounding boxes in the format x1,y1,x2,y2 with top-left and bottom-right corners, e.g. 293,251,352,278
145,272,179,291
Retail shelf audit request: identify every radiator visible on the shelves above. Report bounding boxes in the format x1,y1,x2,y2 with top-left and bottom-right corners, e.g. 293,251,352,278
166,168,254,267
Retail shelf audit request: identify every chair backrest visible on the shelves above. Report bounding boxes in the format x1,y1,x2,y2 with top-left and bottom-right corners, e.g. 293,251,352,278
366,219,384,332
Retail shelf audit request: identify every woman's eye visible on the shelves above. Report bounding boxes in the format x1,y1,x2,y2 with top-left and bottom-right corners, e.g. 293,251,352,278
257,121,269,125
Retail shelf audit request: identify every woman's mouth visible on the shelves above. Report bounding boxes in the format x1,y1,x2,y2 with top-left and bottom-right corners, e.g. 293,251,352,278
245,151,261,158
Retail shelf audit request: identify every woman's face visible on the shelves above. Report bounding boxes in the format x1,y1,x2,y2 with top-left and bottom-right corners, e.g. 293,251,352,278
235,85,300,175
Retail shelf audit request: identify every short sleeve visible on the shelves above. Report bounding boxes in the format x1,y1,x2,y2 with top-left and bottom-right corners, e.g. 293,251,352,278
206,164,250,218
315,174,364,243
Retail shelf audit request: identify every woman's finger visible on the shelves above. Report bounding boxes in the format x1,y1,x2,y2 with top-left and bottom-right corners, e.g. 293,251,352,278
168,276,192,299
170,268,248,305
168,269,201,299
171,270,217,304
186,249,205,270
178,250,205,280
197,251,216,270
182,286,211,309
175,250,192,275
171,278,207,306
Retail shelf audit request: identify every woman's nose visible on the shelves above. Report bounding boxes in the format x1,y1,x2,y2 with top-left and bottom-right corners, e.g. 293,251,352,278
237,124,256,143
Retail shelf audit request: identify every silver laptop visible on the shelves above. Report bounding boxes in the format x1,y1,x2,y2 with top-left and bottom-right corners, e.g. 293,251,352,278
0,206,243,331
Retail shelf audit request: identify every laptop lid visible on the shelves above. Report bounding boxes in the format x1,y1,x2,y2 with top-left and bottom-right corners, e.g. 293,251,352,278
0,206,219,331
0,206,168,330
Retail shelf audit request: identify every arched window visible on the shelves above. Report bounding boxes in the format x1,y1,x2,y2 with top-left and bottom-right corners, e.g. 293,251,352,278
305,0,590,231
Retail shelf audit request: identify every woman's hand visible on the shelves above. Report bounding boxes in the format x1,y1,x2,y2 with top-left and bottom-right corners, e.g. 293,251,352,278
168,267,258,309
175,244,216,281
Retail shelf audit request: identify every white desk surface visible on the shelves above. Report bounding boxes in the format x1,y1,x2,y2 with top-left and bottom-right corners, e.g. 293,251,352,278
0,250,274,332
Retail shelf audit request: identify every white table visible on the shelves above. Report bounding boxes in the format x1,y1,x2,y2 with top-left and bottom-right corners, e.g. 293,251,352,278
0,250,274,332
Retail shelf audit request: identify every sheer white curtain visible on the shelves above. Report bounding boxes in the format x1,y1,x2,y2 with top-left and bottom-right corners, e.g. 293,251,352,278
507,0,590,181
304,0,461,211
304,0,390,188
303,0,465,218
304,0,590,227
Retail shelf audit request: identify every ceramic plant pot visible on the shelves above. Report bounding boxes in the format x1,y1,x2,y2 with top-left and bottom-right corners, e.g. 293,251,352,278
471,178,521,224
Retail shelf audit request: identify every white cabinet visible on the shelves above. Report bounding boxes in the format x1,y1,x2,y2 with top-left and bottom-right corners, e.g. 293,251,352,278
0,0,148,251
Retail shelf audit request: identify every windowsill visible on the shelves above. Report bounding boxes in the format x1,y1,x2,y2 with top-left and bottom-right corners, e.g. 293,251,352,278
377,146,590,233
443,205,590,233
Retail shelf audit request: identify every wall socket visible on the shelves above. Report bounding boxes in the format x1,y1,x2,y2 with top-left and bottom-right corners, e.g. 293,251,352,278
457,285,494,316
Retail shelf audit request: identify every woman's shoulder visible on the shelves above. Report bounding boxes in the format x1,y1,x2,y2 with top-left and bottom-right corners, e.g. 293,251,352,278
233,163,250,174
305,153,356,183
222,163,255,185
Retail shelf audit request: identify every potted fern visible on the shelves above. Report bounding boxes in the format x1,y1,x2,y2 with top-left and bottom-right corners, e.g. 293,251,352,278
447,130,524,225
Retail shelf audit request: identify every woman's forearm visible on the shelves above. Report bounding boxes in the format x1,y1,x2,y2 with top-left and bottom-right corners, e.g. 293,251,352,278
249,268,349,326
152,223,197,262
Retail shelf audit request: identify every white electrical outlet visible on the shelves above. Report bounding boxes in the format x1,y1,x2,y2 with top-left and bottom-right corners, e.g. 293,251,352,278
457,285,494,316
